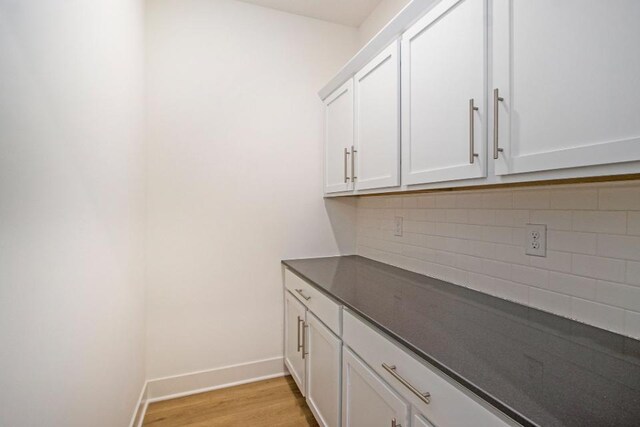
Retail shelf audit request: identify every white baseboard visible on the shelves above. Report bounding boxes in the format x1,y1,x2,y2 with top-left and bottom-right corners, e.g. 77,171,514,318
129,381,148,427
146,356,287,402
128,356,288,426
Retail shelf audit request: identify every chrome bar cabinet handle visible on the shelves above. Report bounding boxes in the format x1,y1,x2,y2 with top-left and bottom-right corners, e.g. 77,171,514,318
382,363,431,405
301,322,308,359
296,316,303,352
295,288,311,301
351,145,357,182
391,418,401,427
344,148,350,183
469,98,479,164
493,88,504,159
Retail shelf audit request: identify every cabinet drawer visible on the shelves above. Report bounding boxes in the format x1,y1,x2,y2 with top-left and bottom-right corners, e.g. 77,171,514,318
284,268,341,335
343,310,517,427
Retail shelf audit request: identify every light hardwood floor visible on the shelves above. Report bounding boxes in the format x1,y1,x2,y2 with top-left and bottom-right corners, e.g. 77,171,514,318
143,375,319,426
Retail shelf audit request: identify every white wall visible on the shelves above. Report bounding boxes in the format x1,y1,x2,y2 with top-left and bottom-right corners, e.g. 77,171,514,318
357,181,640,339
0,1,146,426
145,0,358,380
358,0,412,47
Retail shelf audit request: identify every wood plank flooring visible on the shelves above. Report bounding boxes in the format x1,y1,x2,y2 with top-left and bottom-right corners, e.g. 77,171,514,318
143,375,319,427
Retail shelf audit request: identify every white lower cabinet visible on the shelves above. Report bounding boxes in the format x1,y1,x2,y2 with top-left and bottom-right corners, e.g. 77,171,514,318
412,413,434,427
284,291,306,395
343,310,516,427
284,270,516,427
306,312,342,427
342,347,409,427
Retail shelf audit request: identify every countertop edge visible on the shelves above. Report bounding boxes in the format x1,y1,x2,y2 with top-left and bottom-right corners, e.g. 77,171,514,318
281,258,536,427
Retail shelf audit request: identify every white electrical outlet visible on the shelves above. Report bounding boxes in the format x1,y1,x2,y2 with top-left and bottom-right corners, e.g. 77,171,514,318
526,224,547,257
394,216,403,236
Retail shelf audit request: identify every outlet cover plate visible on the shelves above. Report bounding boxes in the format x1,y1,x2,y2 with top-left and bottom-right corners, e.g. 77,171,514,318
394,216,403,236
526,224,547,257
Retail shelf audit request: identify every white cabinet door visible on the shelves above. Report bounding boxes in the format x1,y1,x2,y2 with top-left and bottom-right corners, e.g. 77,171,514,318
306,312,342,427
493,0,640,175
342,347,409,427
412,413,434,427
402,0,487,185
284,291,306,395
324,80,354,194
354,41,401,191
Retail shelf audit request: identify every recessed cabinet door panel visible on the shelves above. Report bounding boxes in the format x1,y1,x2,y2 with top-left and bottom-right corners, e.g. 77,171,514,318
342,348,409,427
324,80,354,194
493,0,640,175
306,312,341,427
284,291,306,395
413,413,435,427
354,41,401,191
402,0,487,185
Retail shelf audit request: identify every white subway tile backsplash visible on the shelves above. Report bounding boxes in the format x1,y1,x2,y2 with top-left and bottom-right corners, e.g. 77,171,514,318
356,181,640,338
530,287,572,317
511,264,549,288
456,223,484,241
513,190,550,209
572,254,626,282
402,196,418,209
529,250,572,273
595,280,640,311
598,186,640,210
628,212,640,236
444,209,469,224
417,195,436,208
493,278,529,305
482,192,513,209
625,311,640,339
571,298,625,335
482,259,512,280
547,272,596,299
572,211,627,234
468,209,496,225
456,193,483,208
530,210,572,230
495,209,529,227
549,188,598,210
482,226,513,244
457,254,484,273
547,230,597,255
435,194,456,208
627,261,640,286
597,234,640,261
466,272,495,294
388,197,403,208
494,243,530,266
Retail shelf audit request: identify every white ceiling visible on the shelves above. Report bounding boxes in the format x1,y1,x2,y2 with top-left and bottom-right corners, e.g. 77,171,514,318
236,0,384,27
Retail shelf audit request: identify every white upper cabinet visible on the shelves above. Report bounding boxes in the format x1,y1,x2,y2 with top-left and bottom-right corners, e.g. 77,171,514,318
402,0,487,185
354,41,401,191
492,0,640,175
324,80,354,194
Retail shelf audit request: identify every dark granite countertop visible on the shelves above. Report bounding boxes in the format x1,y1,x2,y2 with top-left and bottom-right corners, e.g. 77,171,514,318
282,255,640,427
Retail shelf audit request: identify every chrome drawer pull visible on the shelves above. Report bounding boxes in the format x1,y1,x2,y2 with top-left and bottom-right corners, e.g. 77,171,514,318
382,363,431,405
296,316,303,352
391,418,401,427
295,288,311,301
